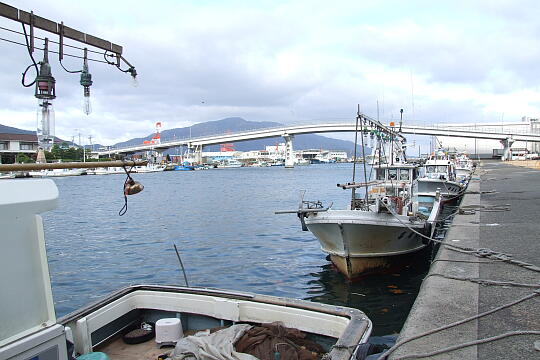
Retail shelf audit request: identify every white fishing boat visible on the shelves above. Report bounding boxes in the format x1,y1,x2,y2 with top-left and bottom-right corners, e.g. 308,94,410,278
296,158,311,166
417,150,464,198
298,163,440,279
0,177,372,360
278,114,441,279
218,159,243,168
29,168,86,177
92,166,126,175
0,172,15,179
132,163,166,173
454,153,475,182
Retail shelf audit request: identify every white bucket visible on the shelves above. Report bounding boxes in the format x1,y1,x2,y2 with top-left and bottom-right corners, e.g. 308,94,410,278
155,318,183,345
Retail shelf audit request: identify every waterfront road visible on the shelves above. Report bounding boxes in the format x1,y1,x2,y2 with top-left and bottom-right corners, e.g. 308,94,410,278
390,161,540,359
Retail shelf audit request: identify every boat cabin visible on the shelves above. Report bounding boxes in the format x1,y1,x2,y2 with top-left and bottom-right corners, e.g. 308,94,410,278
356,164,420,215
422,160,456,182
375,165,418,183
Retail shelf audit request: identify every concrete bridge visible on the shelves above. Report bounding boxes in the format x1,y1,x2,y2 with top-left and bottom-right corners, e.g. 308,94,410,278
94,115,540,166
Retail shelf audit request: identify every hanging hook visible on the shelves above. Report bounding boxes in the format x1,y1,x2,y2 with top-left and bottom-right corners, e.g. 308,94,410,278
119,164,144,216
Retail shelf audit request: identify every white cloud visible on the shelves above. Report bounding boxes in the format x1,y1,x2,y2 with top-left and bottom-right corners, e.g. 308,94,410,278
0,0,539,146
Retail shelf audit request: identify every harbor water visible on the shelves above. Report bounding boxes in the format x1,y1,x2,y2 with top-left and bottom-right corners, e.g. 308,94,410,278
43,163,431,337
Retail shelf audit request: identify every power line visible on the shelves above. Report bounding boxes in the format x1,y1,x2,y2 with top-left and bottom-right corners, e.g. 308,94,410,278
0,25,110,55
0,35,113,65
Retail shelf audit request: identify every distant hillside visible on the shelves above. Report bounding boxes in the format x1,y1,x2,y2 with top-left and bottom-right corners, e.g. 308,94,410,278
0,124,72,145
0,117,369,155
115,117,368,156
0,124,35,135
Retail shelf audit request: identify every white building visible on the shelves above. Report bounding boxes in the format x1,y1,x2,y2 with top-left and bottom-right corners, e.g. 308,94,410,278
0,133,39,163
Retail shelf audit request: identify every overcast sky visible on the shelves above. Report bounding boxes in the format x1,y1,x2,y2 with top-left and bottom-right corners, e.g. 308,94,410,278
1,0,539,146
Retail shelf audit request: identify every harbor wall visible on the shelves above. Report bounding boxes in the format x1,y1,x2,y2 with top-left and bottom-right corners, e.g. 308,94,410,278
390,178,481,359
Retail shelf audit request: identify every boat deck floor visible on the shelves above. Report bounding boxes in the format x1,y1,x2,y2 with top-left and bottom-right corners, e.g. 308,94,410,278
96,336,174,360
95,329,218,360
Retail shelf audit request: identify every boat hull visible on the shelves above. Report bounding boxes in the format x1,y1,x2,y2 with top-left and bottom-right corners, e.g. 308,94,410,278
455,168,472,182
418,178,462,197
305,210,429,278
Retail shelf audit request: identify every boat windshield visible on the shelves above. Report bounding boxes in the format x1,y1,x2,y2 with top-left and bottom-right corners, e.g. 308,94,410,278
437,165,448,173
388,168,397,180
376,168,385,180
426,165,448,173
399,169,410,180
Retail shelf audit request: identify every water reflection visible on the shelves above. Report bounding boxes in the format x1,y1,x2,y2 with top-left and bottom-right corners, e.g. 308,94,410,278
43,164,442,339
304,249,432,336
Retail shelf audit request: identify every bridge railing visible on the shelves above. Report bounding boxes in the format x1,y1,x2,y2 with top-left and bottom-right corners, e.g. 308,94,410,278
97,121,537,153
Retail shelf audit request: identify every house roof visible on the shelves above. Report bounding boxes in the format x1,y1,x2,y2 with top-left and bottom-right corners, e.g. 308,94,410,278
0,133,38,141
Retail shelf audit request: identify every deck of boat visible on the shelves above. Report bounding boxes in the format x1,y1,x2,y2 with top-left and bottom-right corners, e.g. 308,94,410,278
96,335,172,360
95,328,218,360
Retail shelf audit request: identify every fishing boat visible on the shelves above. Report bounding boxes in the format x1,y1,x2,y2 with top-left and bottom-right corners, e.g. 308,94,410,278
132,163,167,173
92,167,125,175
28,168,86,177
454,153,475,182
0,172,15,179
417,150,464,198
0,173,373,360
173,161,195,171
218,159,243,168
278,113,441,279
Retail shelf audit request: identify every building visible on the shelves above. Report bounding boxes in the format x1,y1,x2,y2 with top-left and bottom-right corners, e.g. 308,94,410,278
0,133,38,163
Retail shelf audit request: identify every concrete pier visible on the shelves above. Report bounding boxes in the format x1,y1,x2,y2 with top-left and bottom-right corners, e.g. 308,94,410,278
391,161,540,359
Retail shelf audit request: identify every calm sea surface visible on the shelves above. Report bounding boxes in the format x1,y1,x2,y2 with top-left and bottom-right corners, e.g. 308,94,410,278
43,163,431,337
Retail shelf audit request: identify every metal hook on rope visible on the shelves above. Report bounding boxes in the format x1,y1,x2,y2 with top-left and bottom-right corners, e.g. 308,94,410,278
119,164,144,216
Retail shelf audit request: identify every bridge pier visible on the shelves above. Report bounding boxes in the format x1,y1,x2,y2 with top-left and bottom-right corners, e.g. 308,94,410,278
155,150,164,163
500,137,514,161
283,134,294,168
188,144,203,165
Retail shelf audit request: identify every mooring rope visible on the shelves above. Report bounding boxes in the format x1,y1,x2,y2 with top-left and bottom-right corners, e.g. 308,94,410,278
378,290,540,359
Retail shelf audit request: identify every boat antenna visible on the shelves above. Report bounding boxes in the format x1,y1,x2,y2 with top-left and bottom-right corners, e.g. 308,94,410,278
173,243,190,287
359,112,370,208
399,108,403,132
351,105,360,207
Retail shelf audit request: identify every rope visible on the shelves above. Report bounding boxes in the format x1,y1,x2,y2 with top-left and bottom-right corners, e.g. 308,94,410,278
431,259,500,265
380,201,540,273
118,164,134,216
378,290,540,359
393,331,540,360
321,343,358,360
425,273,540,289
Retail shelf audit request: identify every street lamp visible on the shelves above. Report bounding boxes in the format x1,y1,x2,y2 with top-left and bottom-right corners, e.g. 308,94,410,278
35,38,56,163
80,48,93,115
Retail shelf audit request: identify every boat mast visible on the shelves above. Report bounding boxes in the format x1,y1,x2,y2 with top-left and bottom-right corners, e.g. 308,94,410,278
351,105,360,208
359,112,369,208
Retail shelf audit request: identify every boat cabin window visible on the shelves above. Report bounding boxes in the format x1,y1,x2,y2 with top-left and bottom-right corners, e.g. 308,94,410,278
399,169,410,180
426,165,436,173
376,168,386,180
437,165,448,173
388,168,397,180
